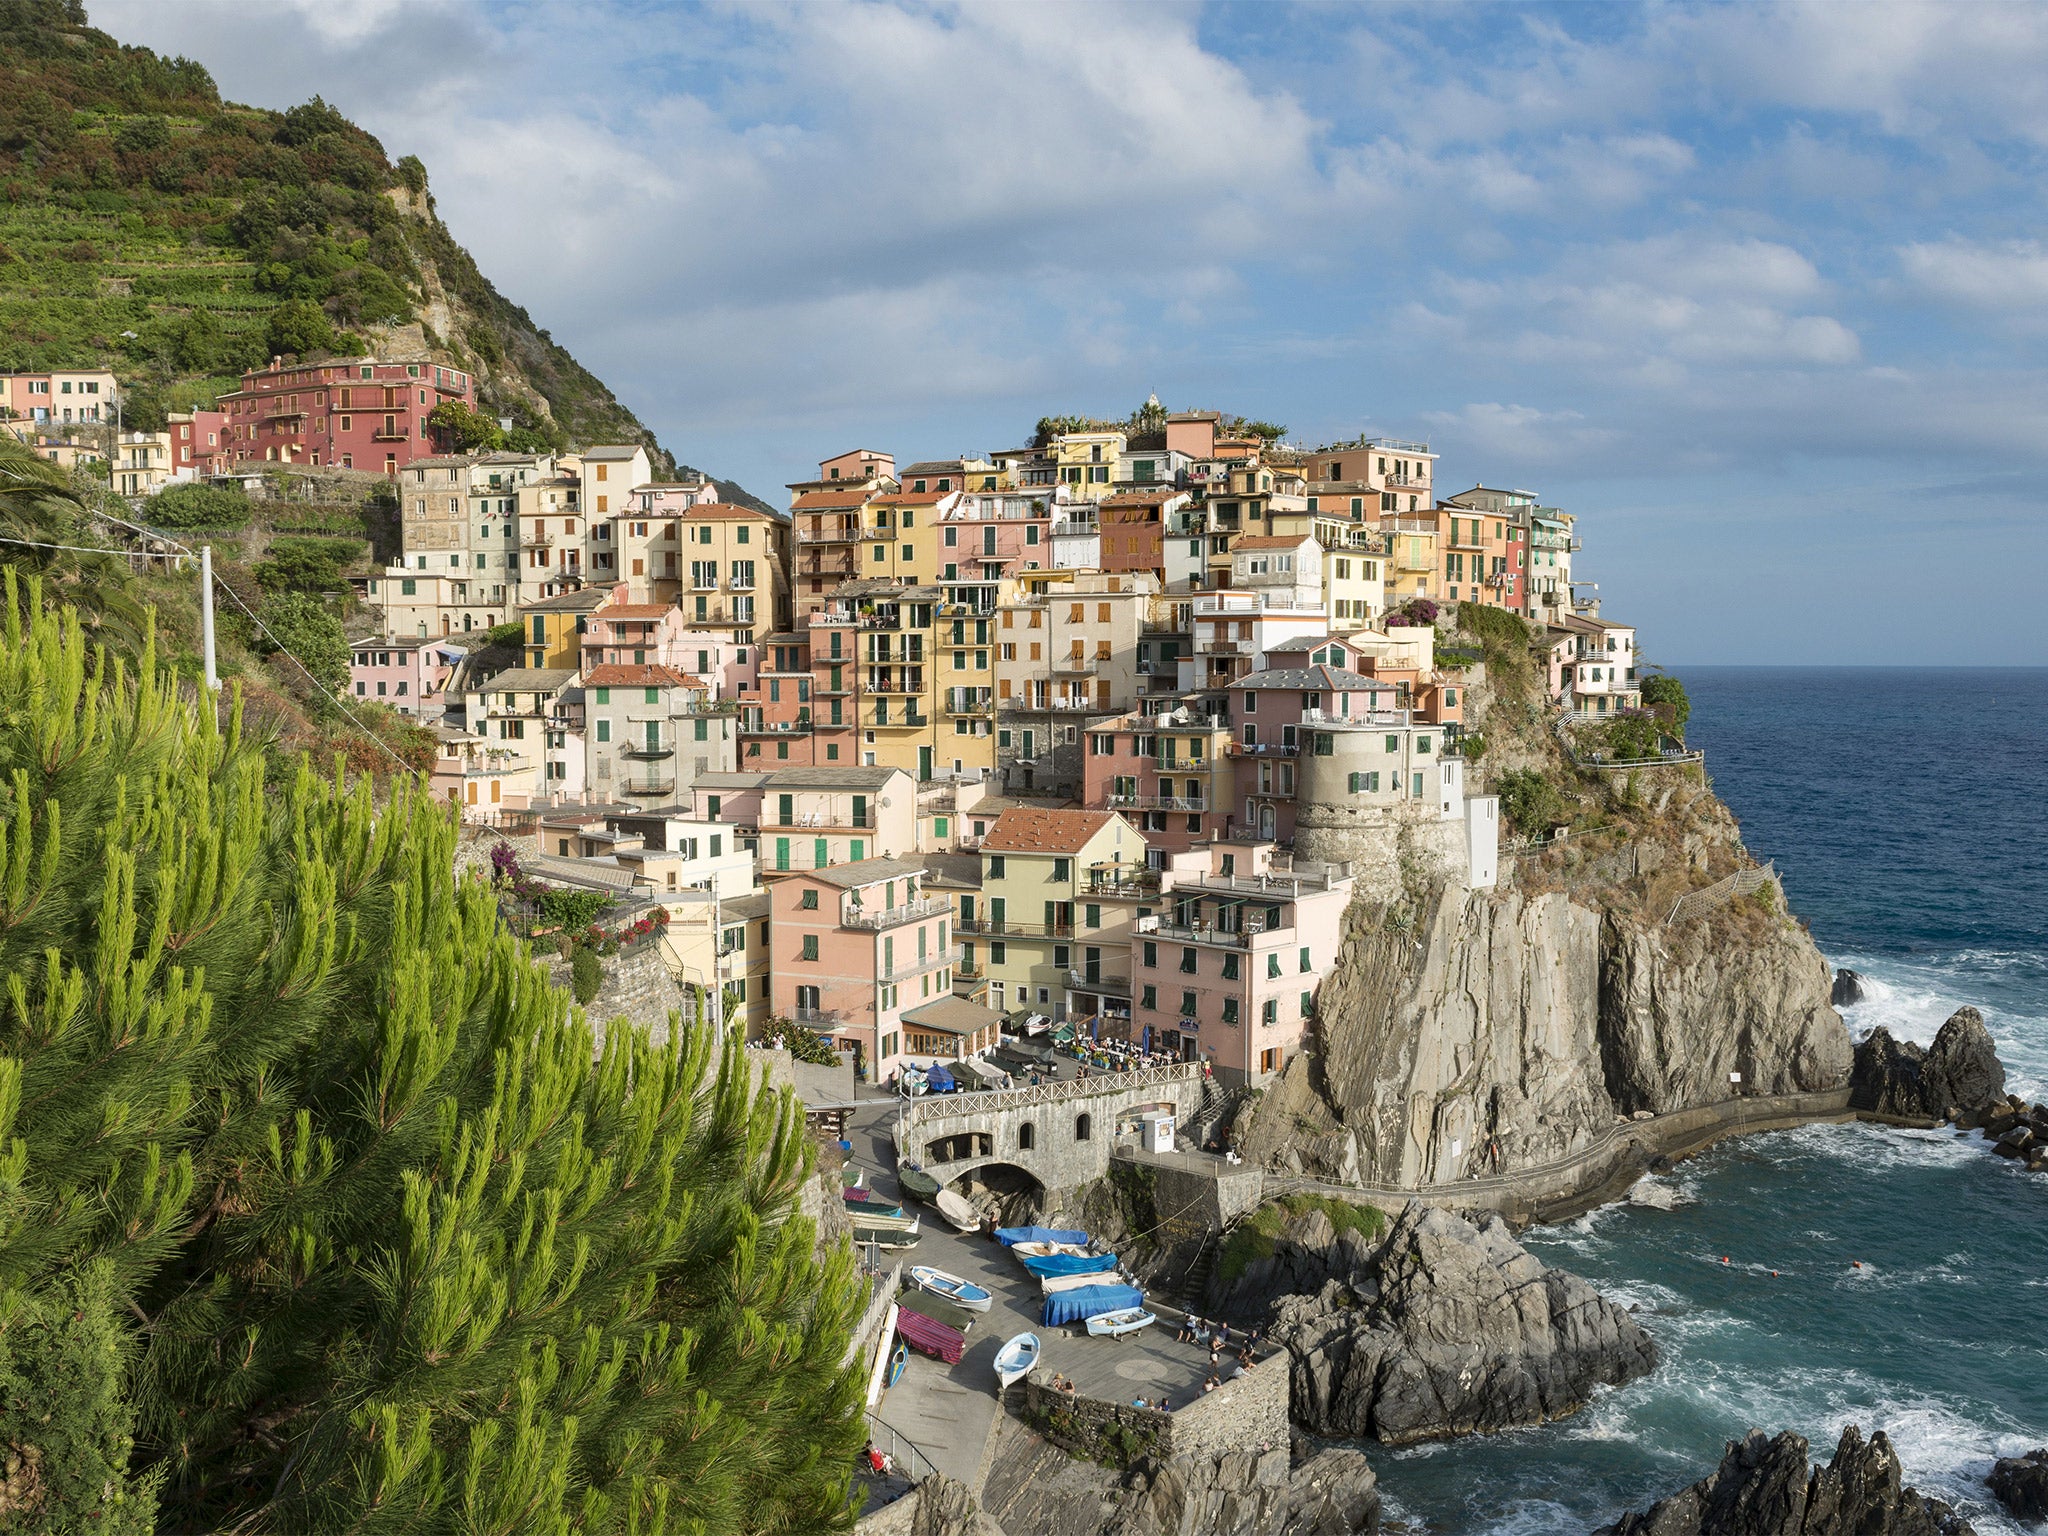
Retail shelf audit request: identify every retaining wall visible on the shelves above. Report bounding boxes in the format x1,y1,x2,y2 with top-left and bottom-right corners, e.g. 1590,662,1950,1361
1013,1352,1288,1468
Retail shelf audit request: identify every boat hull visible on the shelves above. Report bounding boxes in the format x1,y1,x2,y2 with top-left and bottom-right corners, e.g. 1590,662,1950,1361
1084,1308,1157,1338
994,1331,1041,1389
909,1265,993,1313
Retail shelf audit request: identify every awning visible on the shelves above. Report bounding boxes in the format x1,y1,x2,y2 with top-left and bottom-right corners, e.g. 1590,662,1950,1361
1042,1284,1144,1328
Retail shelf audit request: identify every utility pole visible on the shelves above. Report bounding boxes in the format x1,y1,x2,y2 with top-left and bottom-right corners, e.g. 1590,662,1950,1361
200,545,219,691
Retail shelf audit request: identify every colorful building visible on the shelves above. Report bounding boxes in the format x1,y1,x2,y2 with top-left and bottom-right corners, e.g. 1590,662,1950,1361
215,357,474,473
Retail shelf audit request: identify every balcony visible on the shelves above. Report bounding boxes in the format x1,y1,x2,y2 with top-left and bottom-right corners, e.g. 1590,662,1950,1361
1135,916,1256,949
1228,740,1296,757
1106,793,1208,813
746,717,814,735
1200,638,1253,656
842,896,952,931
373,426,412,442
881,945,964,983
793,1005,845,1026
623,777,677,797
1066,970,1130,995
623,743,675,760
691,575,719,590
797,526,860,544
521,532,555,548
955,917,1072,940
1173,860,1351,899
1087,868,1160,898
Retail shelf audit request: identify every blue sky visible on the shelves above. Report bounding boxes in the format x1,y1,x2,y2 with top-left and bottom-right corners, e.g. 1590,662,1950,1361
103,0,2048,664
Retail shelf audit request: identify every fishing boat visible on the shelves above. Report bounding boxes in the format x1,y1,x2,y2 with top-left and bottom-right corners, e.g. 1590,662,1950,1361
1008,1240,1091,1261
1041,1268,1122,1294
852,1224,921,1251
1084,1307,1157,1339
993,1332,1041,1389
934,1189,981,1234
852,1208,920,1233
909,1266,993,1313
897,1166,942,1203
843,1187,906,1218
884,1341,909,1387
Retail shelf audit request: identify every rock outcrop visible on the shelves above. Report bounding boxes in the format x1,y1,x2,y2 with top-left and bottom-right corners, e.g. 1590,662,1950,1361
1988,1448,2048,1523
1979,1098,2048,1174
1832,969,1867,1006
971,1414,1378,1536
1267,1203,1655,1444
1849,1009,2007,1125
1598,1426,1973,1536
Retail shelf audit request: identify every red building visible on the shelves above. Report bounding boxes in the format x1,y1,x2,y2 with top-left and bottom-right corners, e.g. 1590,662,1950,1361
215,357,475,474
168,410,228,476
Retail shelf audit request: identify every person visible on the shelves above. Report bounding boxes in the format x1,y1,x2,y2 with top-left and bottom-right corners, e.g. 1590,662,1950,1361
1132,1396,1150,1410
1063,1378,1076,1396
1174,1316,1193,1344
1157,1396,1172,1412
1208,1346,1220,1371
1216,1322,1230,1348
1202,1375,1218,1394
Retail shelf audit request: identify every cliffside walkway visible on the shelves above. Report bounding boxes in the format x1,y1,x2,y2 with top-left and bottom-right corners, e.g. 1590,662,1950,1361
1255,1085,1854,1224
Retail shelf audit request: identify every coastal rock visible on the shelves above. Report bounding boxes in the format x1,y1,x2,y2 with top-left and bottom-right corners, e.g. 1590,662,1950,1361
973,1413,1379,1536
1850,1010,2007,1125
1988,1448,2048,1522
1268,1203,1656,1444
1598,1425,1974,1536
1832,969,1867,1006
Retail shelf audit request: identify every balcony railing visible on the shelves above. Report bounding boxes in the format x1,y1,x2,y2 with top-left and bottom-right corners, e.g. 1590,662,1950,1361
1106,793,1207,812
842,896,952,931
1134,917,1258,949
1066,970,1130,994
623,743,674,760
793,1005,845,1026
1087,870,1160,898
765,811,876,830
624,778,677,797
1172,861,1351,898
797,527,860,544
880,945,963,983
955,918,1072,939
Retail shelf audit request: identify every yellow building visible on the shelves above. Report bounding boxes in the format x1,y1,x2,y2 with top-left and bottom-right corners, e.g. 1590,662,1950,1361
808,580,996,783
954,807,1145,1019
522,586,611,668
861,488,954,588
609,491,786,644
1052,430,1127,501
1380,515,1440,607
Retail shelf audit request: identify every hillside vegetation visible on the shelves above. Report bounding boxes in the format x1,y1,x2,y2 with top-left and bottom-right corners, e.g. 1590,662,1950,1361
0,0,772,511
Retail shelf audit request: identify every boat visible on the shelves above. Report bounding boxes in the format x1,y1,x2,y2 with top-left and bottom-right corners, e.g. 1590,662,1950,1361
896,1308,966,1365
1009,1240,1091,1261
909,1265,993,1313
1084,1307,1158,1339
896,1288,976,1334
884,1341,909,1387
1042,1283,1145,1328
995,1225,1088,1248
934,1188,981,1234
852,1224,921,1251
897,1166,942,1203
843,1187,906,1217
1041,1269,1122,1295
852,1209,920,1233
842,1166,866,1190
1020,1251,1119,1279
994,1331,1041,1389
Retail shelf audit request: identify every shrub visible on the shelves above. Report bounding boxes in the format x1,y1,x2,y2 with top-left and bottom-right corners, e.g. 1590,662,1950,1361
1497,768,1568,838
146,480,250,529
1641,672,1690,735
264,296,339,358
1457,601,1530,650
484,619,525,647
783,1027,841,1067
1592,709,1665,763
255,590,349,696
570,944,602,1004
534,886,614,933
1217,1194,1388,1287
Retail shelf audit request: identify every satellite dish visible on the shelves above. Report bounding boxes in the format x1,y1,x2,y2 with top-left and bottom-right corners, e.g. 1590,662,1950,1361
877,795,893,808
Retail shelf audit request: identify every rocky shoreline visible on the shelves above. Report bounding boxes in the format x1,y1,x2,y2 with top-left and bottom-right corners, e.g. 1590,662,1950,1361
1847,1002,2047,1173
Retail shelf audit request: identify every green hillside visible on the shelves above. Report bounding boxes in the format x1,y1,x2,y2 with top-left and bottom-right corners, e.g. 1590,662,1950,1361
0,0,773,511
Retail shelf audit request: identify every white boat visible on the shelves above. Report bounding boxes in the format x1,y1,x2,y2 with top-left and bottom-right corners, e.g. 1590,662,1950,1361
853,1209,921,1234
1040,1269,1121,1295
909,1265,993,1313
994,1331,1041,1389
934,1188,981,1234
1010,1241,1091,1261
1084,1307,1157,1339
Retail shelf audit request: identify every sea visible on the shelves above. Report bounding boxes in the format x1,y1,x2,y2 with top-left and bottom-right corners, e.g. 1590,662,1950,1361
1373,667,2048,1536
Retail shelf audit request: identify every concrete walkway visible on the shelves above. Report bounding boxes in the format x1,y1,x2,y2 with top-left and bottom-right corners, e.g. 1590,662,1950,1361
846,1098,1228,1488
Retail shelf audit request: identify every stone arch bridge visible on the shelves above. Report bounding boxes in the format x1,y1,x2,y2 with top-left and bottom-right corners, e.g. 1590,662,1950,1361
902,1062,1204,1196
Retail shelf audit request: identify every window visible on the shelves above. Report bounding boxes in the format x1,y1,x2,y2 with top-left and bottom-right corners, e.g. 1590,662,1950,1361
1018,1122,1035,1151
800,889,818,909
1300,946,1312,973
1262,998,1279,1026
1180,989,1199,1017
1221,997,1239,1024
1051,858,1070,882
596,720,611,743
1085,904,1100,928
1222,953,1239,981
1141,984,1157,1010
1075,1113,1092,1142
1267,951,1282,979
1314,734,1334,756
1142,941,1156,968
989,855,1006,878
800,934,819,960
1301,991,1315,1018
1179,947,1197,974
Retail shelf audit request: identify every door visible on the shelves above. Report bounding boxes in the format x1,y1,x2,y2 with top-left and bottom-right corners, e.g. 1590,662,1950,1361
1084,946,1101,984
919,745,933,781
814,838,828,869
775,837,790,871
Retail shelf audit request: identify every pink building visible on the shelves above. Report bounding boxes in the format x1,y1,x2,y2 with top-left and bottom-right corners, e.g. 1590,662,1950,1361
168,409,228,476
349,637,467,717
215,357,475,474
938,489,1050,611
1131,839,1354,1086
738,629,818,769
1081,708,1236,854
771,856,994,1081
1228,644,1404,843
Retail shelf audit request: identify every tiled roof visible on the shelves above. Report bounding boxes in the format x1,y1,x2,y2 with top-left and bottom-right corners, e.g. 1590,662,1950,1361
1101,488,1181,507
523,588,610,612
790,487,875,511
583,663,695,688
871,489,951,506
1237,665,1384,691
473,667,575,691
981,807,1117,855
580,445,647,461
902,996,1004,1034
1233,534,1313,549
764,765,904,790
595,602,674,620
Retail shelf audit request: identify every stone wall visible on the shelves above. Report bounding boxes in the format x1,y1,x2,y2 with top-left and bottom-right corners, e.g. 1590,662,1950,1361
909,1068,1204,1198
548,943,688,1044
1013,1352,1288,1469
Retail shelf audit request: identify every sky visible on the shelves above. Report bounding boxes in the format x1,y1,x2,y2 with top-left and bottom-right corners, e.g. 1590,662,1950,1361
98,0,2048,665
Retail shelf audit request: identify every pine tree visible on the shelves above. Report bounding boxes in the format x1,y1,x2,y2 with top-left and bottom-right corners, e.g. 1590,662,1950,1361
0,575,868,1534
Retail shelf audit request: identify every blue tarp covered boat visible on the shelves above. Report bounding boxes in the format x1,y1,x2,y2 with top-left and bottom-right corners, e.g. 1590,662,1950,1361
1042,1283,1144,1328
996,1225,1089,1248
925,1063,956,1092
1020,1251,1119,1278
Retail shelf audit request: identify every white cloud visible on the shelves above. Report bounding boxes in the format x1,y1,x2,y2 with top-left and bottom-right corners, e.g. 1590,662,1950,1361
1899,237,2048,310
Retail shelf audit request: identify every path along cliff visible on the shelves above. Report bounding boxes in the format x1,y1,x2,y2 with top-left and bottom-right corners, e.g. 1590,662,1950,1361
1236,615,1851,1199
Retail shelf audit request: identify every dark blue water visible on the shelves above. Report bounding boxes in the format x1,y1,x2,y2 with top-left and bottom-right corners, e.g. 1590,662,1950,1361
1376,668,2048,1535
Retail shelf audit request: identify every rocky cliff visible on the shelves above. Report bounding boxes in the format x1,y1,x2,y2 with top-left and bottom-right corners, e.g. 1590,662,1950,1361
1262,1203,1655,1444
1598,1426,1975,1536
1238,649,1850,1195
